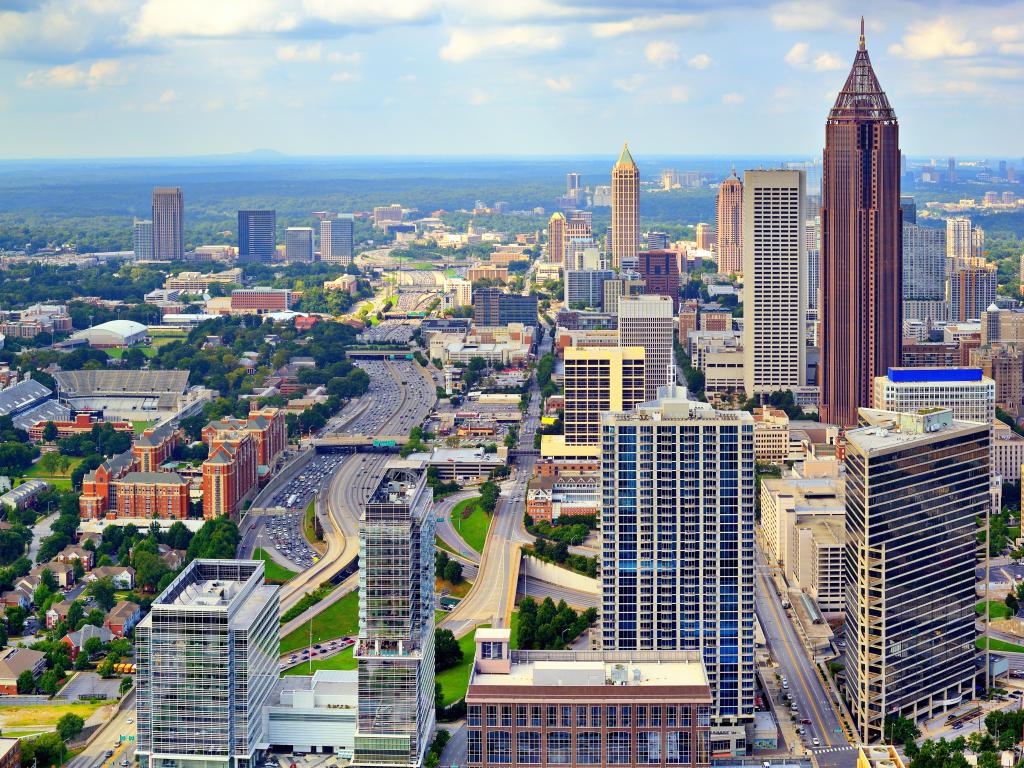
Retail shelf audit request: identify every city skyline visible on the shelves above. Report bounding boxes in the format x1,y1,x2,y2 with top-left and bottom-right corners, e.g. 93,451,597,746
1,2,1023,158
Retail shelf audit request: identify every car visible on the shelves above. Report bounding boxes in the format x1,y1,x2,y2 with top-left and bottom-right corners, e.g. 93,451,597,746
127,718,134,724
105,751,114,758
812,738,820,747
121,761,130,767
800,718,811,725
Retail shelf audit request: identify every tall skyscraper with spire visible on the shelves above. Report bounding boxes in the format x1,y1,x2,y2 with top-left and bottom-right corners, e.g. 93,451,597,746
819,19,902,428
611,143,640,271
716,169,743,275
547,211,566,265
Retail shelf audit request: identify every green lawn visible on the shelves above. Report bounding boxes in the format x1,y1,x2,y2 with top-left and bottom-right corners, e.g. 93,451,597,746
977,636,1024,653
436,624,488,706
977,600,1014,620
302,499,323,548
282,646,356,676
254,548,297,583
279,590,359,654
105,346,157,360
450,496,491,553
132,420,155,435
509,611,519,650
20,456,84,490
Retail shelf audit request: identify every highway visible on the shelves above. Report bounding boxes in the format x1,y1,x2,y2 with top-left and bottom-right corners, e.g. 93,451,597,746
755,552,854,767
67,691,136,768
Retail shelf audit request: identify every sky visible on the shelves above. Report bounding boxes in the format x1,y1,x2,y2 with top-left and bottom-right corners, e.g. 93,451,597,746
0,0,1022,159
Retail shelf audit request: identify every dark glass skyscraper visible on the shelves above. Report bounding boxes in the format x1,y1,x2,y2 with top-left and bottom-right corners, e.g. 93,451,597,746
819,20,902,427
237,209,276,263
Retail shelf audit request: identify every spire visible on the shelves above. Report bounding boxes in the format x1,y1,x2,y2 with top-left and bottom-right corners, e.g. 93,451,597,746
615,142,636,168
827,19,896,123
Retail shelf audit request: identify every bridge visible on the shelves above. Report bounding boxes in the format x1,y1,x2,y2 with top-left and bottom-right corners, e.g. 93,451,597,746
345,348,417,360
312,434,409,453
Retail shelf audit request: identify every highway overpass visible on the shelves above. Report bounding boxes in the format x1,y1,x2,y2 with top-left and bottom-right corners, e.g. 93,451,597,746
311,434,409,453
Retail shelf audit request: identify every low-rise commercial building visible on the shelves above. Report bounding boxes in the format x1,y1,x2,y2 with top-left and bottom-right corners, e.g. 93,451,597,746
263,671,357,756
230,288,292,314
753,408,790,464
873,367,995,423
465,629,713,768
404,447,504,483
165,269,243,292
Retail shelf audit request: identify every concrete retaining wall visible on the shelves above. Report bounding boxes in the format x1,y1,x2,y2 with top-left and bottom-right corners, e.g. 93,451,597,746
521,555,598,594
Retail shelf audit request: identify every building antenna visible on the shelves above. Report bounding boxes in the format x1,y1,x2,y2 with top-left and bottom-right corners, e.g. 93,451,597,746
859,16,866,50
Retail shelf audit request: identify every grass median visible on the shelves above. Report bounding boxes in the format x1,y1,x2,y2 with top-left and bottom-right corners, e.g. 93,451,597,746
280,589,359,654
450,496,490,553
977,636,1024,653
436,624,489,707
254,548,297,583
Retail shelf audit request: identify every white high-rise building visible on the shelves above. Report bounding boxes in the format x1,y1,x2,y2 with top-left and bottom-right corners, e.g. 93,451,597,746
946,216,973,267
600,384,756,723
133,219,154,261
742,169,807,395
321,215,354,264
873,367,996,423
618,294,675,401
902,224,947,319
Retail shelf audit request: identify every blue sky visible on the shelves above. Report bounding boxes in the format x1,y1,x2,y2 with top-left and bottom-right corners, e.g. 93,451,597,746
1,0,1022,158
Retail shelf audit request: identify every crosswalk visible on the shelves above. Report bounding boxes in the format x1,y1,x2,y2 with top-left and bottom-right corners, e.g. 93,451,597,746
812,746,859,755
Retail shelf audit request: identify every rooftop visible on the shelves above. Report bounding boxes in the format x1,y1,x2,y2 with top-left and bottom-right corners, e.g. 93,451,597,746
847,407,986,453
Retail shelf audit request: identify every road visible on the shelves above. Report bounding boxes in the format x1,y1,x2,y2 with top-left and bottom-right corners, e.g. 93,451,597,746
436,490,483,562
67,691,136,768
755,553,854,767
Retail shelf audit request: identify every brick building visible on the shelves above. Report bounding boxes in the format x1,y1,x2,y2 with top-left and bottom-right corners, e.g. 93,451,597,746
201,407,286,472
113,472,190,519
132,422,181,472
202,431,258,519
28,413,132,441
229,287,292,313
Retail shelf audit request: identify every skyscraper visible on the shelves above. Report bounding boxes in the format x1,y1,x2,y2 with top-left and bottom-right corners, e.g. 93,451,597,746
284,227,314,262
237,209,276,263
566,171,581,200
133,219,154,261
321,215,354,264
354,464,435,768
948,156,957,183
819,20,902,427
844,407,987,742
946,217,973,267
611,143,640,271
743,170,807,395
152,187,184,261
695,223,713,252
547,212,566,265
902,224,946,320
136,560,279,768
637,249,681,311
805,216,821,311
900,196,917,225
618,294,675,401
716,170,743,275
600,386,755,723
948,261,997,321
563,347,646,446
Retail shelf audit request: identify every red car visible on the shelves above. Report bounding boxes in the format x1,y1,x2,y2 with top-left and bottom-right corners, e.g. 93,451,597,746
800,719,811,725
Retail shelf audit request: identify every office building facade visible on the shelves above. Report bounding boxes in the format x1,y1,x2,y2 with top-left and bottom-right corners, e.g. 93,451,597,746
563,347,646,446
637,250,681,311
472,288,538,326
819,25,902,427
565,269,614,309
742,169,807,395
946,217,973,266
618,295,675,401
136,560,279,768
716,170,743,275
548,212,566,265
284,227,314,262
600,389,755,723
872,367,995,424
321,215,354,264
612,144,640,271
948,263,997,321
844,408,987,742
133,219,154,261
238,210,276,263
353,465,436,768
902,224,947,318
152,187,184,262
602,275,645,316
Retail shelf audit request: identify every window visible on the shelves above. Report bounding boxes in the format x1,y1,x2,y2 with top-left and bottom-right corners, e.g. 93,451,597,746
590,706,602,727
667,705,677,727
606,705,617,728
577,706,587,728
487,731,511,764
698,706,711,727
480,641,505,659
638,731,662,764
666,731,691,765
486,705,497,727
681,706,692,727
517,705,527,727
608,731,632,764
637,706,648,727
547,706,558,727
517,732,541,765
620,706,632,727
651,706,662,727
468,706,481,727
468,730,482,764
531,706,542,727
547,732,571,765
577,732,602,765
561,706,572,728
501,706,512,727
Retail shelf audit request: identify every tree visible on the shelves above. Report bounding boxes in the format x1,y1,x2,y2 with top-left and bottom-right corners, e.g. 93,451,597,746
38,668,60,696
5,606,26,635
56,712,84,742
71,558,85,581
66,600,84,629
1006,592,1019,613
40,568,58,592
83,636,105,658
90,577,116,612
435,628,463,673
119,676,133,695
443,560,463,585
164,521,192,550
16,669,35,694
884,715,920,745
97,656,115,678
20,732,65,768
37,451,62,475
42,422,58,442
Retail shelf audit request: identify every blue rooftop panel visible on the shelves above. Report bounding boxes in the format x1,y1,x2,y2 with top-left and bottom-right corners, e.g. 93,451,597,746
888,367,983,383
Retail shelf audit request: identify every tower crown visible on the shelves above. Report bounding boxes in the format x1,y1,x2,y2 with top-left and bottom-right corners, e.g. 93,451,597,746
614,142,636,169
828,18,896,123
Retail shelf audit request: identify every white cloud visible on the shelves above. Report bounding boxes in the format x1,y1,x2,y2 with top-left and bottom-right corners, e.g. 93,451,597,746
142,88,178,111
327,51,363,64
158,88,177,103
590,13,699,39
992,25,1022,43
276,43,322,62
721,92,744,105
888,17,981,60
644,40,678,68
130,0,439,41
813,52,843,71
330,71,357,82
612,74,645,93
439,26,563,63
544,76,572,92
468,88,492,105
770,1,848,32
22,59,123,88
668,85,689,103
784,42,809,66
687,53,712,70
